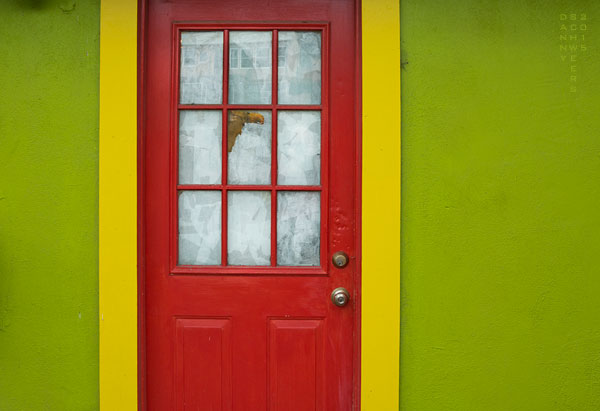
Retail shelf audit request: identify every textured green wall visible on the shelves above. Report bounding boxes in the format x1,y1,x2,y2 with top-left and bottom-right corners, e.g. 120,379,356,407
0,1,99,410
401,0,600,410
1,0,599,410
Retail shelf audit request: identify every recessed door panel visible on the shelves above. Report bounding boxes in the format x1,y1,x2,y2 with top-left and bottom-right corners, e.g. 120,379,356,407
175,318,232,411
268,319,325,411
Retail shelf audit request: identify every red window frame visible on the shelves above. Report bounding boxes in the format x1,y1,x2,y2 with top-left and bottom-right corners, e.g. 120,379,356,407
169,23,330,275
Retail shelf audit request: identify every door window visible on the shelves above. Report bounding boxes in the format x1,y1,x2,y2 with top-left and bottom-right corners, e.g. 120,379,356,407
174,26,326,272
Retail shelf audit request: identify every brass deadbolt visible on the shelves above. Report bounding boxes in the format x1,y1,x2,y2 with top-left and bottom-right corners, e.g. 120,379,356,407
332,251,349,268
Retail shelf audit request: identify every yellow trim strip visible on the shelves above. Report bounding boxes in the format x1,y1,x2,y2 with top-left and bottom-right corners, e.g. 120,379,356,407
361,0,401,409
98,0,401,409
99,1,138,410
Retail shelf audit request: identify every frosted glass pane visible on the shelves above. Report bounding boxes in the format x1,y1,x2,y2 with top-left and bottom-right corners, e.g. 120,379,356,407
229,31,272,104
278,31,321,105
179,110,222,184
228,191,271,265
180,31,223,104
227,110,271,185
179,191,221,265
277,192,320,266
277,111,321,185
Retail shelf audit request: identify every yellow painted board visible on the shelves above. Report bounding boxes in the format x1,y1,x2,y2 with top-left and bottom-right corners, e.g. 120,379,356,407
361,0,401,409
99,0,138,410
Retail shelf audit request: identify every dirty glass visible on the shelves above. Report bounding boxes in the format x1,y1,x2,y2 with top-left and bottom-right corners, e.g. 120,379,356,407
180,31,223,104
229,31,272,104
278,31,321,105
227,110,271,185
179,110,222,184
228,191,271,265
277,111,321,185
178,191,222,265
277,191,320,266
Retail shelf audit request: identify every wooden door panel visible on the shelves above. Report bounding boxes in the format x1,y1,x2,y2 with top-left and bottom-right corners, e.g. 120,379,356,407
268,319,325,411
175,318,233,411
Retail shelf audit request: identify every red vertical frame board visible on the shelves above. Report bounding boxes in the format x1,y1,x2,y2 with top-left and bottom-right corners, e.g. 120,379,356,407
140,0,360,409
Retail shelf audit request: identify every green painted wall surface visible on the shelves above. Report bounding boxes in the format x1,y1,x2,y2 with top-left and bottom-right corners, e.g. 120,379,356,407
1,0,599,410
401,1,600,410
0,1,99,410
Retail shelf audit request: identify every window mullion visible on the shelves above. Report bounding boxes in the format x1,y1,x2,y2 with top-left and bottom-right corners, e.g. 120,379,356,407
270,30,279,266
221,30,230,266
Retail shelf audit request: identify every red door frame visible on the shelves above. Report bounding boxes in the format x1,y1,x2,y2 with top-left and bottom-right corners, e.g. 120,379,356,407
137,1,363,409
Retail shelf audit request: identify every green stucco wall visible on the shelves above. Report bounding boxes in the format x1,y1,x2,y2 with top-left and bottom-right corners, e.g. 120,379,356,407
1,0,599,410
401,0,600,410
0,1,100,410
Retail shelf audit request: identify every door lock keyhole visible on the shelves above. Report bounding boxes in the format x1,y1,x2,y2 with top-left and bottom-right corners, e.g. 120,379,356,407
331,287,350,307
332,251,349,268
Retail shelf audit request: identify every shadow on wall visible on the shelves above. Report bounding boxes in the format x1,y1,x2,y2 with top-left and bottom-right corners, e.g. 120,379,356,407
12,0,76,12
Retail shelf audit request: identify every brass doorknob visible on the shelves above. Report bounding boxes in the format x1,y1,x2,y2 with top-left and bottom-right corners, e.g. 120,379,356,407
331,287,350,307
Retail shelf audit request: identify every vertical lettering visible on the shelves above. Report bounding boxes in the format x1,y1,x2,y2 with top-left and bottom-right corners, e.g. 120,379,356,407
558,11,587,93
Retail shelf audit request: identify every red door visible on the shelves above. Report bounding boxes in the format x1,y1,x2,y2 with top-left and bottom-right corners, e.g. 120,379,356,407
142,1,359,409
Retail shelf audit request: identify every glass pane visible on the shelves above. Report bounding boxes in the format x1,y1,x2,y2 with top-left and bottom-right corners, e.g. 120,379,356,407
229,31,272,104
228,191,271,265
179,110,222,184
277,192,320,266
180,31,223,104
277,111,321,185
178,191,222,265
227,110,271,185
278,31,321,105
